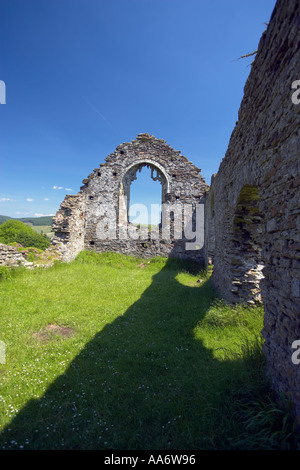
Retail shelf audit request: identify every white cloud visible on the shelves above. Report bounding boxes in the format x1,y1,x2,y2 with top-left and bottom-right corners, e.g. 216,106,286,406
52,186,73,191
34,213,55,217
44,198,50,201
26,198,34,202
0,197,11,202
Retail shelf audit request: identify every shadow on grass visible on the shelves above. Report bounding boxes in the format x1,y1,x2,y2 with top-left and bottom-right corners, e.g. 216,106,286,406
0,253,269,450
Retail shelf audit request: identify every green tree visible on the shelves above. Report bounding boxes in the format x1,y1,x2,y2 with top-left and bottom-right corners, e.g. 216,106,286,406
0,220,50,250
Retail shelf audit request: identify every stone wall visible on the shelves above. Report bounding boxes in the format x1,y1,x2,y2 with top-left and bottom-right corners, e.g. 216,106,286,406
52,194,86,262
204,173,216,267
205,0,300,421
53,133,208,262
0,243,27,267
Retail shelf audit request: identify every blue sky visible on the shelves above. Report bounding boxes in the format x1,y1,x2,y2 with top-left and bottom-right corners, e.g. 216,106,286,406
0,0,276,219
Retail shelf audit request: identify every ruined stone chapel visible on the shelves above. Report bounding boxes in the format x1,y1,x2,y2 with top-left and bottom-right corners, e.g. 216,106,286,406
53,0,300,425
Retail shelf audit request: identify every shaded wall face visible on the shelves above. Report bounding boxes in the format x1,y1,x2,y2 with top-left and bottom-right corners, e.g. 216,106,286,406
205,0,300,420
230,185,264,304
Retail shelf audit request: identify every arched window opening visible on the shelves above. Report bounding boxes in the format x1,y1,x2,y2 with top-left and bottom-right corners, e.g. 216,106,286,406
231,185,264,304
119,161,170,237
129,165,162,227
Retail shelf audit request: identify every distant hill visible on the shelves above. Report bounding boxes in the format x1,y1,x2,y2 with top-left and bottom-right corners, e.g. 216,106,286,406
0,215,54,226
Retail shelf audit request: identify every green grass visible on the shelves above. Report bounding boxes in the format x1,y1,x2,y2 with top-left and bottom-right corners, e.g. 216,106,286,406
0,251,297,450
25,224,53,237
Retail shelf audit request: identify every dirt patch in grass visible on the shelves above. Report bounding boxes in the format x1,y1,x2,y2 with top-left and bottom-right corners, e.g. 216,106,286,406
33,324,75,342
185,279,203,287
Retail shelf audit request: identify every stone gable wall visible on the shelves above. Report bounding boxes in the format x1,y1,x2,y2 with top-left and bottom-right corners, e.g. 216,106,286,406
53,133,208,262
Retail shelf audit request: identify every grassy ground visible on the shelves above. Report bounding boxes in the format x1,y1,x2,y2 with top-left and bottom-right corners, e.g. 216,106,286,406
27,224,53,238
0,251,297,450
